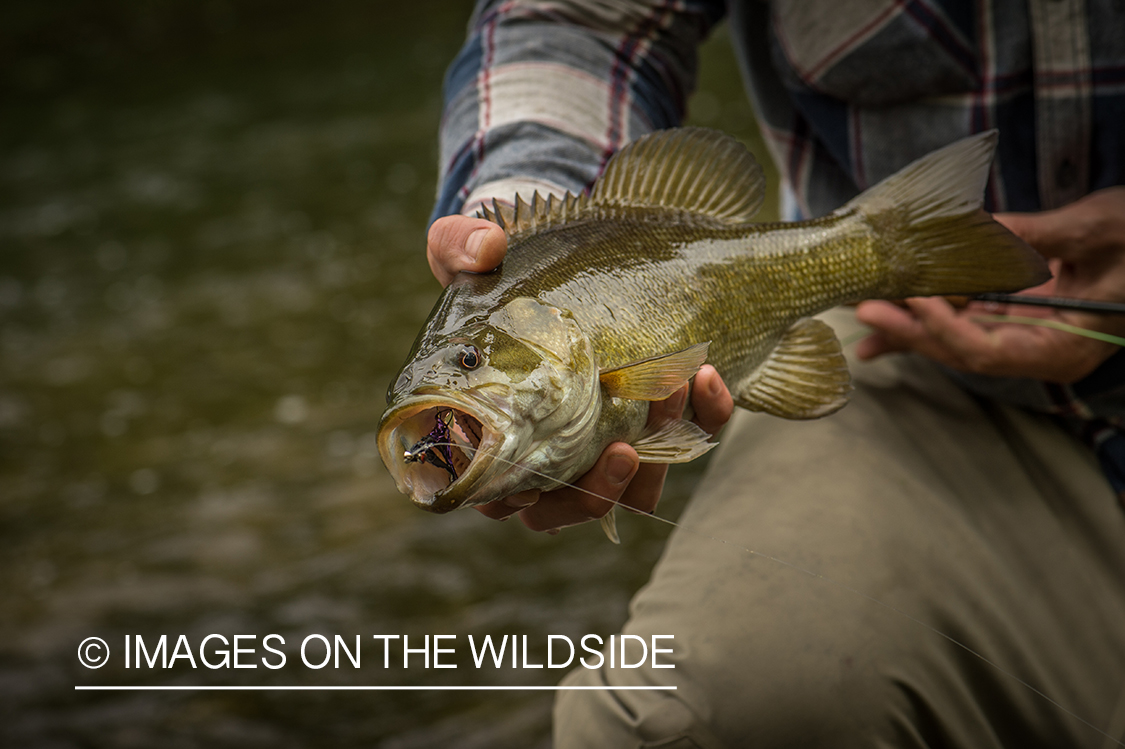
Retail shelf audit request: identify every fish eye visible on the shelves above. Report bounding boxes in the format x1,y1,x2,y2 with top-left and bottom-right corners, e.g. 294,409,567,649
458,345,482,370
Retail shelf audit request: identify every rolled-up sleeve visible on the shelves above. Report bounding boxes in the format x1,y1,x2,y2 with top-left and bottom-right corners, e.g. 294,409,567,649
432,0,725,221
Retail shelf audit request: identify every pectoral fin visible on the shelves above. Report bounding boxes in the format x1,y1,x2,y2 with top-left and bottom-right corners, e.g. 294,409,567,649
600,509,621,544
632,418,717,463
599,342,710,401
733,318,852,419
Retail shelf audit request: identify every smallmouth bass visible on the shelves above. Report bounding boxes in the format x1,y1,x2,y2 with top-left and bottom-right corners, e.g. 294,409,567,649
378,128,1048,535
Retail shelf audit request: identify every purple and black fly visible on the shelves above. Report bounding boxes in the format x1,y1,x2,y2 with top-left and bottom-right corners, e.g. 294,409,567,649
403,410,459,482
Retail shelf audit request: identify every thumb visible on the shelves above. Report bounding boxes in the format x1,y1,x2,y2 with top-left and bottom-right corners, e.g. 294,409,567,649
427,215,508,287
995,187,1125,265
993,209,1075,262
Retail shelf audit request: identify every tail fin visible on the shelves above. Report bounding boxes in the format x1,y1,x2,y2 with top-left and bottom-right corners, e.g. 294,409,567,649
845,131,1051,298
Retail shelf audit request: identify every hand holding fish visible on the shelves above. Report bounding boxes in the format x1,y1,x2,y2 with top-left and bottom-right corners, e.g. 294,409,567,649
426,215,507,287
426,212,734,531
855,187,1125,383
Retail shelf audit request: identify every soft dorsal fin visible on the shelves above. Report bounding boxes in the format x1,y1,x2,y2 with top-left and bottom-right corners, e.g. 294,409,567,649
591,127,765,225
475,128,765,239
599,342,710,401
733,318,852,419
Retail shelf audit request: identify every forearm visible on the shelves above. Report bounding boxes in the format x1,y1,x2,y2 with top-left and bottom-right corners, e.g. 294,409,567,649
433,0,724,220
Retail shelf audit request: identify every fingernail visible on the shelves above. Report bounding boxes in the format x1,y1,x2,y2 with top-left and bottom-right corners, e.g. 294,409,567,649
465,229,489,262
498,515,510,521
547,529,560,536
606,454,634,484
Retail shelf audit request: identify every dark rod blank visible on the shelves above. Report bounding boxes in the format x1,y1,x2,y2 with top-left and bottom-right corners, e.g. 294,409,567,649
972,293,1125,316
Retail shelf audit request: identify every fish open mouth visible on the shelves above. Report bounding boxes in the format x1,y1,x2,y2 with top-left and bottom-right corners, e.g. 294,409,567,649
377,397,503,513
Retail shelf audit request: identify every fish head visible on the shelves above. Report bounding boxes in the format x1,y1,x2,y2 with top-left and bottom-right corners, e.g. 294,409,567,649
379,296,601,513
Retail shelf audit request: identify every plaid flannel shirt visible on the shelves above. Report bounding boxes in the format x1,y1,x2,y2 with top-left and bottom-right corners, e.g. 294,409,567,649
432,0,1125,500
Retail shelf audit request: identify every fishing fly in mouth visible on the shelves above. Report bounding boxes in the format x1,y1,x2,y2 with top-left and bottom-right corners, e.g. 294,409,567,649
403,409,456,481
402,409,484,483
394,405,490,500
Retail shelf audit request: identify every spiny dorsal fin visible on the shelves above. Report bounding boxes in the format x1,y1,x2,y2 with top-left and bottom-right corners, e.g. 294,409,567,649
478,199,513,233
599,342,710,401
476,192,592,240
473,128,765,239
513,193,531,233
733,318,852,419
591,127,765,225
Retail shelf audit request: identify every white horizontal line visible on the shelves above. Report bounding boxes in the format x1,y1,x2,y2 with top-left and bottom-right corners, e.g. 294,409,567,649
75,685,676,691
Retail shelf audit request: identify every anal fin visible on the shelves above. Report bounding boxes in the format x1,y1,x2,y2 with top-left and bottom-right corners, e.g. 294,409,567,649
600,509,621,545
598,417,719,543
632,418,717,464
734,318,852,419
599,342,709,401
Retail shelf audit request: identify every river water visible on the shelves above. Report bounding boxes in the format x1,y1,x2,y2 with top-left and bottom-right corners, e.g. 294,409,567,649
1,3,776,746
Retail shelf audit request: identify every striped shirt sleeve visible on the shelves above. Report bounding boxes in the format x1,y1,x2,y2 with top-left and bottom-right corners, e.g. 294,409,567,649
431,0,726,221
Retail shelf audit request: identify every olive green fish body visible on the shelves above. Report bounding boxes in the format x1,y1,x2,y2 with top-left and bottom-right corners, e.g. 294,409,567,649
379,128,1049,521
484,213,881,382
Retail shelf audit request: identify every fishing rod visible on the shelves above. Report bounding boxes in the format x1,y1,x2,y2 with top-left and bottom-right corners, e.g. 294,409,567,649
971,293,1125,315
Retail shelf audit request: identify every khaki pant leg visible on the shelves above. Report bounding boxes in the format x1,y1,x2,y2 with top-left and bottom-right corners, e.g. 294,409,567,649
555,309,1125,749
